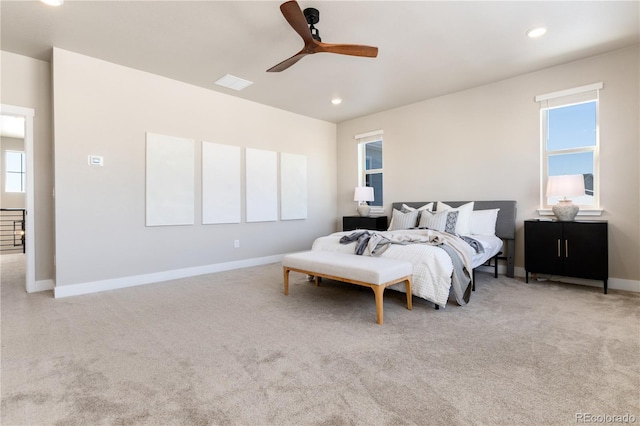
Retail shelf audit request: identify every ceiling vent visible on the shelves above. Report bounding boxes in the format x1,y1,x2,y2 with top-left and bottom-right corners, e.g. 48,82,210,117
214,74,253,91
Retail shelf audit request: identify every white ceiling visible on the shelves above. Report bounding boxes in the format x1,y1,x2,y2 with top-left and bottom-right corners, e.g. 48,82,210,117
1,1,638,123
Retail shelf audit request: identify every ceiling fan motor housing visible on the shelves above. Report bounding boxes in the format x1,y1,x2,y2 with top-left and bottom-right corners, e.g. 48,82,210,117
303,7,319,25
304,7,321,41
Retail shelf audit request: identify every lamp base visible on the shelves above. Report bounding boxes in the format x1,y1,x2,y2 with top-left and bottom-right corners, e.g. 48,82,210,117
552,199,579,221
357,204,371,217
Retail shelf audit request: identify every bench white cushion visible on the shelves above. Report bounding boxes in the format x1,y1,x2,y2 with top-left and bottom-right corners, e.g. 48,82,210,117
282,251,412,285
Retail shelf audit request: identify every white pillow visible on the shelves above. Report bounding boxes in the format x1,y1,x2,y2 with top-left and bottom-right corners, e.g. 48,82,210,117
470,208,500,236
436,201,474,236
401,203,433,212
388,209,419,231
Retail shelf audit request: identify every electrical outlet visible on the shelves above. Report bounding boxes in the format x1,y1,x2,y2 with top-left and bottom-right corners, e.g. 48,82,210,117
234,240,240,248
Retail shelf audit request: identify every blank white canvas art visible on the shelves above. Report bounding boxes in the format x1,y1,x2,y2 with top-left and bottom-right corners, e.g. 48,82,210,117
246,148,278,222
202,142,241,224
280,152,307,220
145,132,195,226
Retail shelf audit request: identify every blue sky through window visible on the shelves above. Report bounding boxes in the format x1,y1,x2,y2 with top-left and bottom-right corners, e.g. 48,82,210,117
548,152,593,176
547,101,595,176
364,140,383,206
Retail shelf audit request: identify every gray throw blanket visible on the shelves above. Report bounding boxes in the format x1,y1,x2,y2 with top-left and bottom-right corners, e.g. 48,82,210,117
438,244,472,304
459,235,484,254
339,230,401,256
339,230,371,255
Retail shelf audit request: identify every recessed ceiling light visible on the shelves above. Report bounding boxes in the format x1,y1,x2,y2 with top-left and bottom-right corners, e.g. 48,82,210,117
214,74,253,91
527,26,547,38
331,98,342,105
40,0,63,6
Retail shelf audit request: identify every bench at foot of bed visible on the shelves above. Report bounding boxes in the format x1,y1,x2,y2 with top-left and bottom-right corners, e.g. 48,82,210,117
282,251,413,325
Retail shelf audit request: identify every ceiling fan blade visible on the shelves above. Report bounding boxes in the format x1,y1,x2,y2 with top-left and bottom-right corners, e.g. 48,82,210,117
266,50,310,72
317,43,379,58
279,0,314,44
267,1,378,72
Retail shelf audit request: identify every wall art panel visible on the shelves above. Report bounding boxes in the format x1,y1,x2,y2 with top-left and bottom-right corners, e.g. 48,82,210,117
280,152,307,220
246,148,277,222
202,141,241,224
145,132,194,226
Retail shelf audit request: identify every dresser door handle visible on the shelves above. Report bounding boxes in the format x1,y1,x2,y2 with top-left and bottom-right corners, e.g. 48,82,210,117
565,240,569,258
557,239,561,257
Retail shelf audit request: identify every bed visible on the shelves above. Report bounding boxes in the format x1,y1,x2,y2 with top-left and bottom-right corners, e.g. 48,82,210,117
311,200,516,308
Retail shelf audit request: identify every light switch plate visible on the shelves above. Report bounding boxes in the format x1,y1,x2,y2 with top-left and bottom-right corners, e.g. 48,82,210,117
88,155,104,166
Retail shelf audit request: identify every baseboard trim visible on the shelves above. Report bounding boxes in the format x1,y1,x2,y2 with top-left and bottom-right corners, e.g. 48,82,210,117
29,279,55,293
53,254,283,298
51,258,640,298
607,278,640,293
513,266,639,293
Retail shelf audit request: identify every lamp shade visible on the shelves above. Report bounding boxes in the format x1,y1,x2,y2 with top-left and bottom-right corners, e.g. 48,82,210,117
353,186,374,202
546,174,585,199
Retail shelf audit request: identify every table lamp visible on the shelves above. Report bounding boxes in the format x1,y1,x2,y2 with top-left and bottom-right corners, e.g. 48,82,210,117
546,174,585,221
353,186,374,217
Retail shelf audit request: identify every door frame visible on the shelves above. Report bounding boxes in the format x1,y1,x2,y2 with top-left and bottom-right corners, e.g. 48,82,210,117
1,104,36,293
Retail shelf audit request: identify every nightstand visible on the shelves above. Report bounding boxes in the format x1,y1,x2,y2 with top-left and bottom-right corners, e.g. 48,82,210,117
524,219,608,293
343,216,388,231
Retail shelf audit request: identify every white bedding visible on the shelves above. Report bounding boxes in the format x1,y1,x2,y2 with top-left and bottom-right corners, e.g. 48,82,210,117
471,234,503,268
311,229,502,308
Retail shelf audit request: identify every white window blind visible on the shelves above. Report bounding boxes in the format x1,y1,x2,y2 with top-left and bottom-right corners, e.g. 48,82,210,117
535,82,602,109
354,130,384,144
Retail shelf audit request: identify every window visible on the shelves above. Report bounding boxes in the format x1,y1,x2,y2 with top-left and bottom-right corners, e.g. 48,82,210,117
355,130,383,210
5,150,26,193
536,83,602,211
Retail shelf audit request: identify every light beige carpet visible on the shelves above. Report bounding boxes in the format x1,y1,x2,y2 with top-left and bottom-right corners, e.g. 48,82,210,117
1,253,639,425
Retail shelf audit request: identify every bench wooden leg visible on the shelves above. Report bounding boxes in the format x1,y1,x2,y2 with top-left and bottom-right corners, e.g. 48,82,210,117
283,267,290,295
371,285,385,325
282,267,412,324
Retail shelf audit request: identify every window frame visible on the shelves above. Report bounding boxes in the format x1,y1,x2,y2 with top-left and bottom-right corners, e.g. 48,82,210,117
536,83,603,216
4,150,26,193
355,130,384,214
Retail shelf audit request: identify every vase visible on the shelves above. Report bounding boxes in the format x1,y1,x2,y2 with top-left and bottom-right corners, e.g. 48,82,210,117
552,199,579,221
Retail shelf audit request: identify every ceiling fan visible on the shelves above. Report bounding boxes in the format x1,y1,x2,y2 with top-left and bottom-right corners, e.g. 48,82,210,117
267,0,379,72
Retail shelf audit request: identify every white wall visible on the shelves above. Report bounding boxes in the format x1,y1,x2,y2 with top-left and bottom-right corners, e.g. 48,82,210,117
337,45,640,284
0,51,55,282
52,48,337,290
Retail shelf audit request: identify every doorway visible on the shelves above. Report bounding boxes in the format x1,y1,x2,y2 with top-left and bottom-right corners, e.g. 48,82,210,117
1,104,35,293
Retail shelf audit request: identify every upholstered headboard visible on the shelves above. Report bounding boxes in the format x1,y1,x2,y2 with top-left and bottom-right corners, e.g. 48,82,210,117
391,200,517,277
